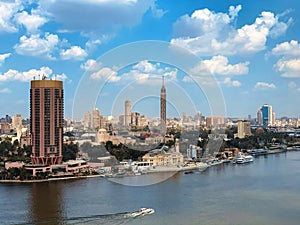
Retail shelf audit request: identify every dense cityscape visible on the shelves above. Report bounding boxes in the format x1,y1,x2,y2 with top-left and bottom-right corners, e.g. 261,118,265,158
0,77,299,181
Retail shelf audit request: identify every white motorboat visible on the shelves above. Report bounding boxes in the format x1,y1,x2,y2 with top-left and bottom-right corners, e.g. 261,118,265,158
130,208,155,217
236,155,254,164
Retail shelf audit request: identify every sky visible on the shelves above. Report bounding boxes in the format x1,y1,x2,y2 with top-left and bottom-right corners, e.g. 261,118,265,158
0,0,300,119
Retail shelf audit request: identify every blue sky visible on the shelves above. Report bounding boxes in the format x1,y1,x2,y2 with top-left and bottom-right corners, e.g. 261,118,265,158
0,0,300,119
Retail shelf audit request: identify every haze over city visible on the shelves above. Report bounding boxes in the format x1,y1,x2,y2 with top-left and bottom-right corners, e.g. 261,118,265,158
0,0,300,118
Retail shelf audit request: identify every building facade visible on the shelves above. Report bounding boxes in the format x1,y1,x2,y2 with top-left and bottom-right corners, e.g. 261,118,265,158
235,119,252,138
258,104,274,126
12,114,22,129
84,111,91,130
205,116,225,128
30,79,64,165
125,99,131,127
92,108,100,130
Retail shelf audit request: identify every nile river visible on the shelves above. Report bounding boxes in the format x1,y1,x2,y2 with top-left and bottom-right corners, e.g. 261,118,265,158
1,151,300,225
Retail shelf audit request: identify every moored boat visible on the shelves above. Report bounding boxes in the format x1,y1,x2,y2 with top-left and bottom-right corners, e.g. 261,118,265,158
236,155,254,164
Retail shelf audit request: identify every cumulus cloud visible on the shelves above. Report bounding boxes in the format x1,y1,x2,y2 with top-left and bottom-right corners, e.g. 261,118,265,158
81,59,98,71
190,55,249,76
0,53,11,66
14,10,48,34
275,58,300,78
60,46,87,60
87,60,177,84
223,77,241,87
14,33,59,59
254,82,276,90
0,88,12,93
132,60,156,73
121,60,178,84
272,40,300,56
171,6,291,56
90,67,120,82
0,66,67,82
0,1,22,33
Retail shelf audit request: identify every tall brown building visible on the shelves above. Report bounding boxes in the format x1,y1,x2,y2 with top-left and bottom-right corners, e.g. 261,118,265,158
160,76,166,128
30,79,64,165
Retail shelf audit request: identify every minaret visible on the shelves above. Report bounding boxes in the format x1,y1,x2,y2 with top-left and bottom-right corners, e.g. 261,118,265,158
160,76,166,130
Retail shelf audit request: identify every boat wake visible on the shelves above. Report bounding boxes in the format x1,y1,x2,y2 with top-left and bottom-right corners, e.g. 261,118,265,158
19,209,154,225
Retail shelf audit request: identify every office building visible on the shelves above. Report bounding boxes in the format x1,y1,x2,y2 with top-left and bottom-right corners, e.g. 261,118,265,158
12,114,22,129
235,119,252,138
205,116,225,128
257,108,263,125
125,99,131,127
258,104,273,126
92,108,100,129
84,111,91,130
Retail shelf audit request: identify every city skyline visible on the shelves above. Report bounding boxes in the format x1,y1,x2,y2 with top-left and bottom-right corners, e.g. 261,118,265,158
0,1,300,118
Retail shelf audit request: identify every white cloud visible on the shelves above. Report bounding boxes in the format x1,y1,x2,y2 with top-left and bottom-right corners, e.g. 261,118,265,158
182,76,193,83
190,55,249,76
272,40,300,56
90,67,120,82
171,6,291,56
51,73,68,81
87,60,177,84
121,60,178,84
0,53,11,66
0,66,67,82
0,88,12,93
0,1,22,33
224,77,241,87
173,5,240,38
254,82,276,90
81,59,103,71
275,58,300,78
14,33,59,59
60,46,87,60
14,10,48,34
133,60,156,73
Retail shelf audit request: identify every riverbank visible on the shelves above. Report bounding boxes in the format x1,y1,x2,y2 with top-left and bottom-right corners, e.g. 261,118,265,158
0,174,104,183
1,148,299,183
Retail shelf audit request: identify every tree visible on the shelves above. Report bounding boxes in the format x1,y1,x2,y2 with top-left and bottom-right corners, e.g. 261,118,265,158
63,142,79,161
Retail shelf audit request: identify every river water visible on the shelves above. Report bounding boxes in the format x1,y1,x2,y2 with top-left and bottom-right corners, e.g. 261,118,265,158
1,151,300,225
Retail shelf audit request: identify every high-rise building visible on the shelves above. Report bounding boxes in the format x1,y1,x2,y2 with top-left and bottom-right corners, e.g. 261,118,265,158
205,116,224,128
30,79,64,165
92,108,100,129
12,114,22,129
84,111,91,130
257,108,263,125
125,99,131,127
236,119,252,138
160,76,166,128
272,112,276,126
260,104,273,126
